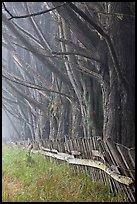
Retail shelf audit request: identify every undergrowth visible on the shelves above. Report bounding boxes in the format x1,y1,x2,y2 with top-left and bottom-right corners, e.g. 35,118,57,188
2,145,125,202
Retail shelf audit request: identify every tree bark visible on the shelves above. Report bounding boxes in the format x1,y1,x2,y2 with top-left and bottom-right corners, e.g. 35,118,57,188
102,3,135,147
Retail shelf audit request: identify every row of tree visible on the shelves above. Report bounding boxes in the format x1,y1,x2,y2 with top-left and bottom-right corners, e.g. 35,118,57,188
2,2,135,147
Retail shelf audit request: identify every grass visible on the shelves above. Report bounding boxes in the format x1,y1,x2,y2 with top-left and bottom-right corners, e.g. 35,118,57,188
2,145,125,202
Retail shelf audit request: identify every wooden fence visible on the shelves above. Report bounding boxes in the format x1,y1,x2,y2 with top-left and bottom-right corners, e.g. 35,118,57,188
17,136,135,202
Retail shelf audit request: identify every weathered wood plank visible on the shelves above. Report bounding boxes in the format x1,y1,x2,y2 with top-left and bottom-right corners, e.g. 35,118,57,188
75,138,85,174
84,138,95,181
64,139,76,173
41,147,58,153
92,150,105,161
88,137,98,182
92,137,102,182
122,184,135,202
128,148,135,169
69,139,79,174
32,148,133,185
97,139,113,188
80,138,89,174
116,144,135,179
98,139,113,165
84,137,91,159
106,138,128,177
86,138,93,159
68,158,133,185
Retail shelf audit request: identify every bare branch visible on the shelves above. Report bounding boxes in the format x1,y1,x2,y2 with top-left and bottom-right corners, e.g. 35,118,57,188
2,103,35,128
12,21,41,45
95,11,135,18
68,2,129,90
3,2,68,20
2,13,73,88
2,74,76,102
52,51,102,63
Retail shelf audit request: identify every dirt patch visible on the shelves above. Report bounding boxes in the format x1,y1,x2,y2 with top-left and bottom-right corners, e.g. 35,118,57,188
3,176,24,196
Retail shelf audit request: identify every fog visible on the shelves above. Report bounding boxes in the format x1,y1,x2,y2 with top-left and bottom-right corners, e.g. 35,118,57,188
2,38,15,143
2,109,14,143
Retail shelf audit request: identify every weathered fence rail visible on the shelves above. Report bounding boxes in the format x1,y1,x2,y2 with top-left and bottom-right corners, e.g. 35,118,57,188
15,136,135,202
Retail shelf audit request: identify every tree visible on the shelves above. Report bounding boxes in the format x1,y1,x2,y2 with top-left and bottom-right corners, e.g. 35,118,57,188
2,2,135,147
51,2,135,147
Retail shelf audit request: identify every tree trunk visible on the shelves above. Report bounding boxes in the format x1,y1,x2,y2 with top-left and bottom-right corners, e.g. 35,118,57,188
102,3,135,147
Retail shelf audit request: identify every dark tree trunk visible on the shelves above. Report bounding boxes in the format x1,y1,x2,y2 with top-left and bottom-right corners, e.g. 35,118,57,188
102,3,135,147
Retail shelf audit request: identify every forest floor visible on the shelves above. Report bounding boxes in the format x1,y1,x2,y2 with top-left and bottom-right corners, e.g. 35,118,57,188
2,145,125,202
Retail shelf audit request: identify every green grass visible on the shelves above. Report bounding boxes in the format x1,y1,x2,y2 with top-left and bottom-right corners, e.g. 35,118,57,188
2,145,125,202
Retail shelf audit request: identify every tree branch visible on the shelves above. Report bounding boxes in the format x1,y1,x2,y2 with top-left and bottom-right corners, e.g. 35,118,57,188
52,51,102,63
2,74,76,102
68,2,129,90
12,20,41,45
3,2,68,20
95,11,135,18
2,13,73,88
63,58,102,82
2,103,35,128
12,42,61,60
